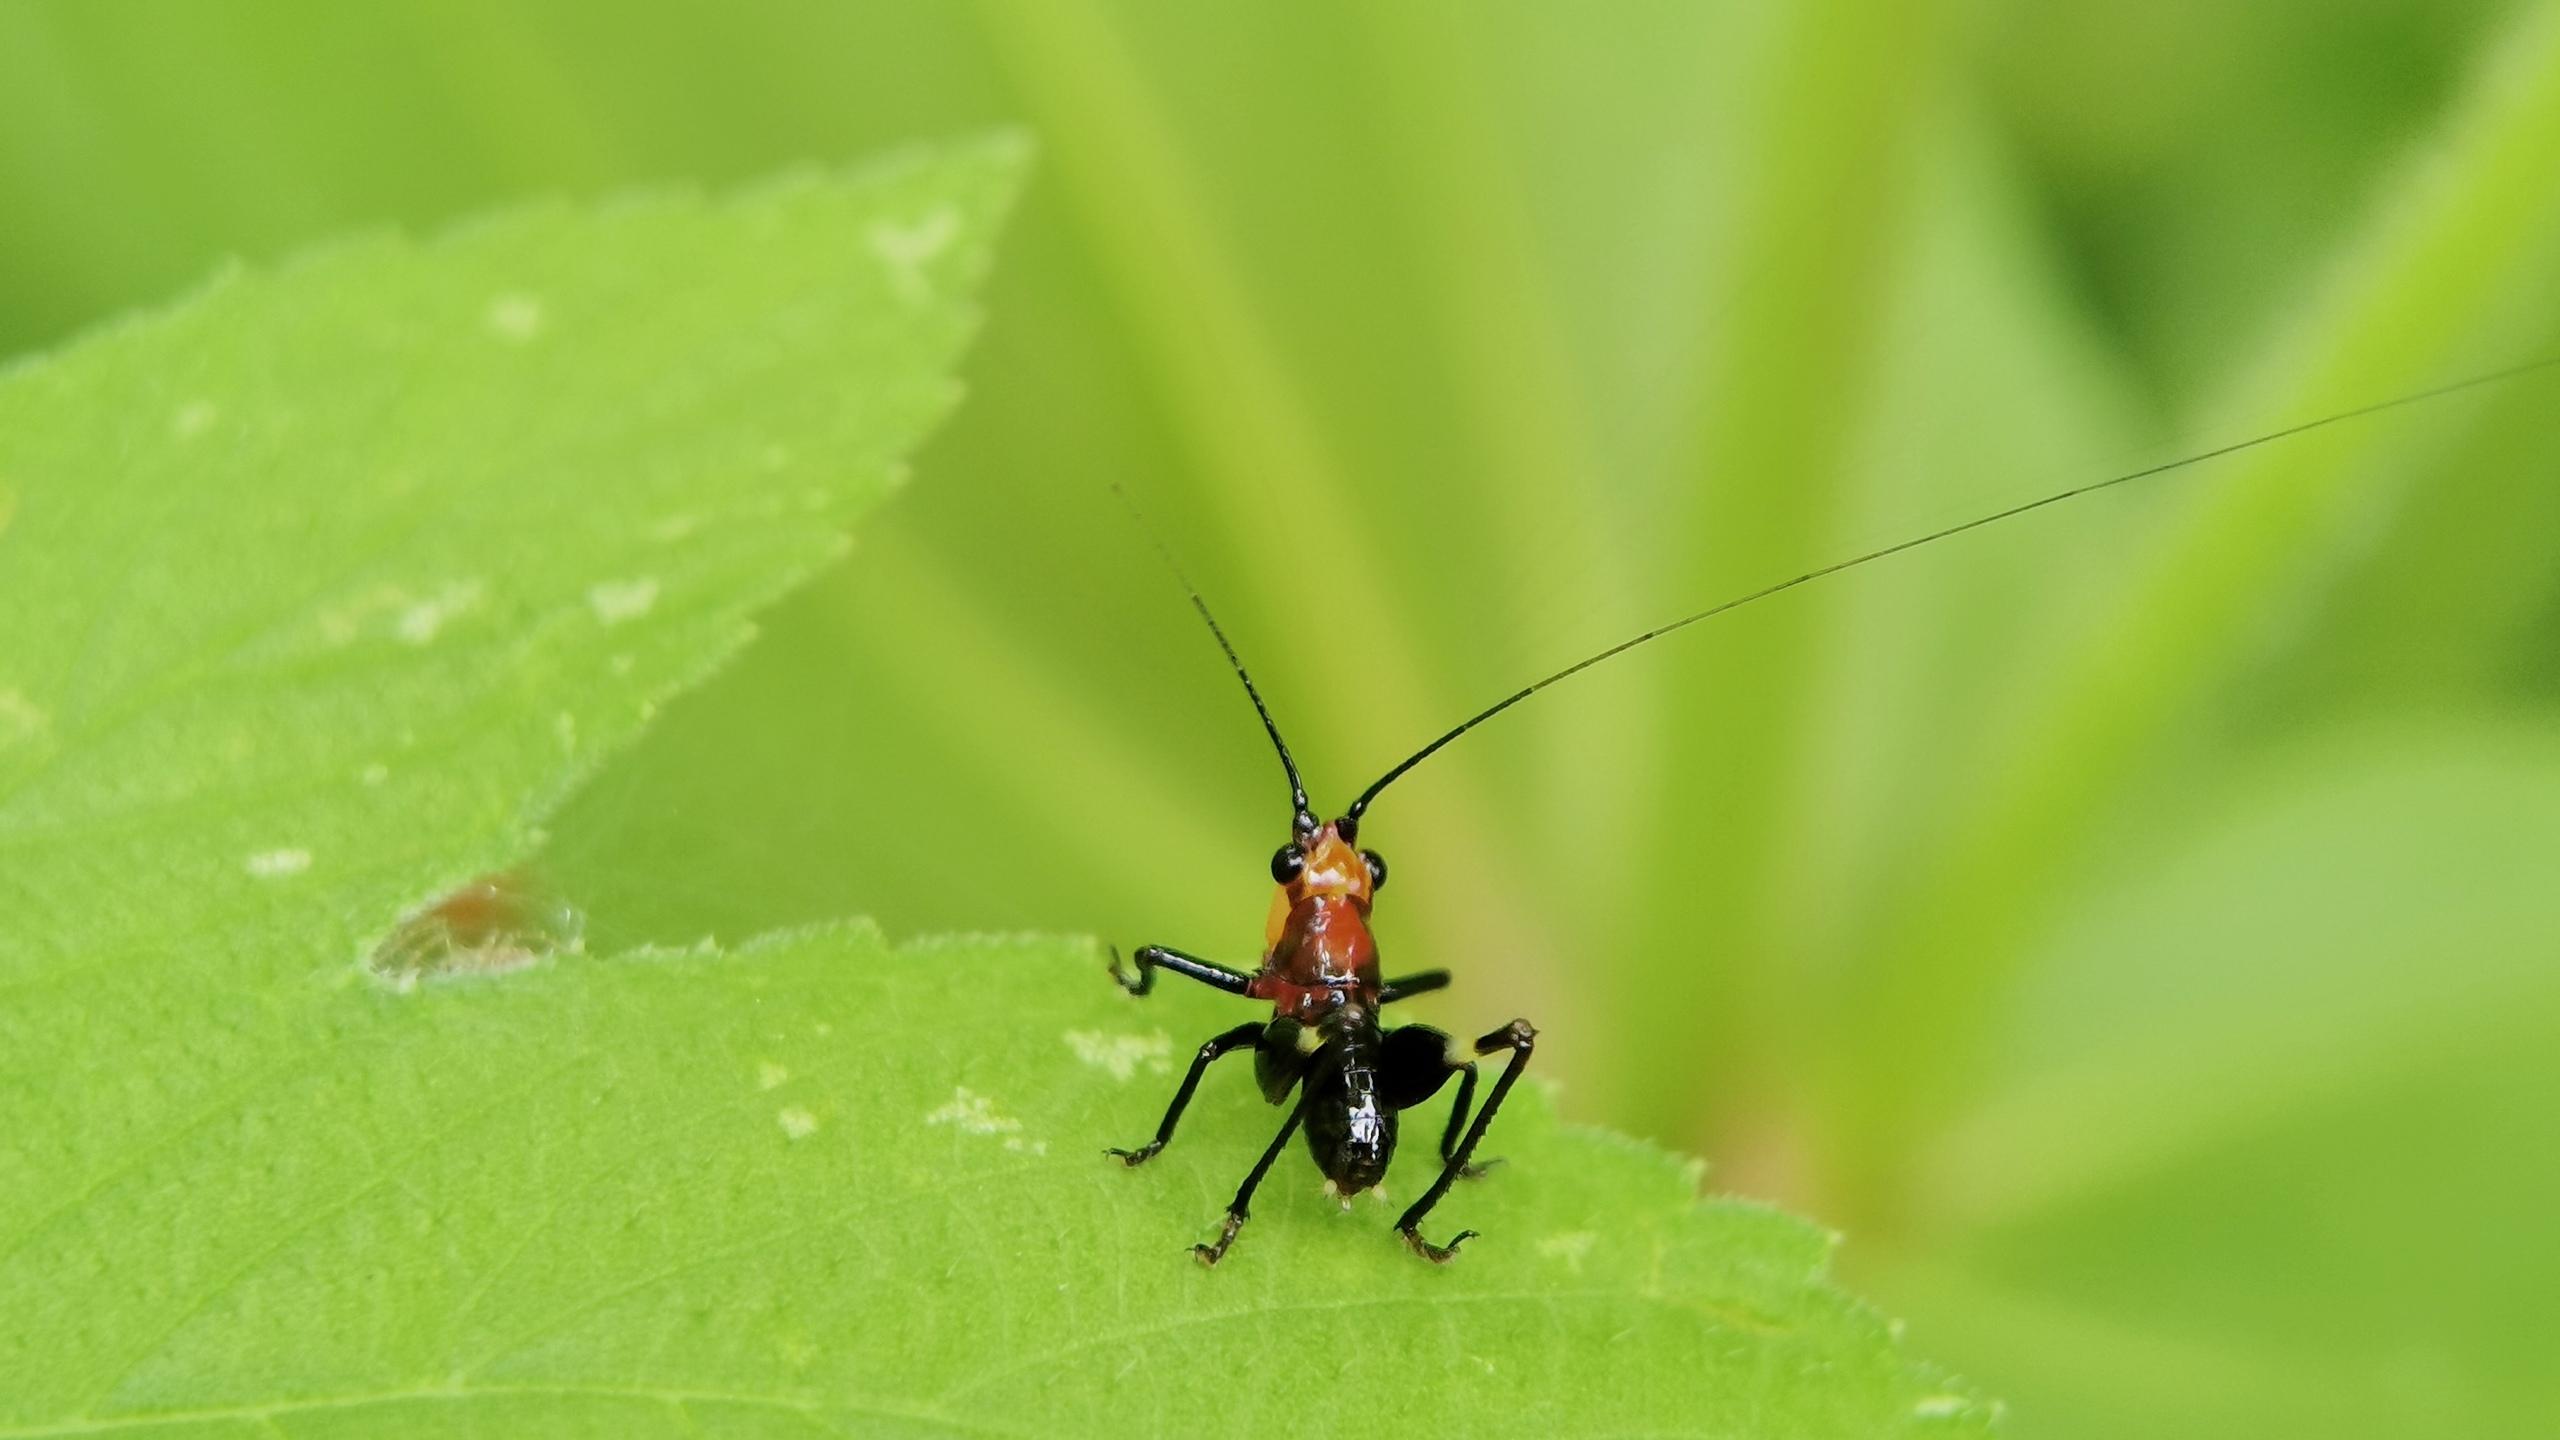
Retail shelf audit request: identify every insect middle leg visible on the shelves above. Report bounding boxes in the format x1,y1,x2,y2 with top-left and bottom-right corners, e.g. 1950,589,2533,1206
1107,1021,1263,1167
1395,1019,1535,1263
1193,1090,1311,1267
1110,944,1252,997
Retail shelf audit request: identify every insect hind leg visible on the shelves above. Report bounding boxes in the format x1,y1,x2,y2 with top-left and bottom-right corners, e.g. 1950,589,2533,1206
1394,1019,1535,1263
1379,1024,1498,1179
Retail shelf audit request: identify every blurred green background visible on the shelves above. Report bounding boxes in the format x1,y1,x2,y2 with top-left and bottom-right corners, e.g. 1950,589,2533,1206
9,1,2559,1433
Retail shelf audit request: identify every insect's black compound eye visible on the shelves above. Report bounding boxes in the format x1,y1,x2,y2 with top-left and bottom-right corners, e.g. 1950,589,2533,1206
1361,849,1387,891
1270,844,1306,886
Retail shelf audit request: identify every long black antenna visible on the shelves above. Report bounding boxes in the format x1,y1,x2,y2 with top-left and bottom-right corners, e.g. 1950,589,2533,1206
1344,354,2560,822
1114,484,1317,834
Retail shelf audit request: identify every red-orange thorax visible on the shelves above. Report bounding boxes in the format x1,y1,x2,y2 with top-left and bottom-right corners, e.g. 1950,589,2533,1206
1249,823,1380,1023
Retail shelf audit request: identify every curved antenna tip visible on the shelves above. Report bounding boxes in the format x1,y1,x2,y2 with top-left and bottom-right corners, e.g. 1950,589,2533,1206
1113,485,1315,830
1345,354,2560,819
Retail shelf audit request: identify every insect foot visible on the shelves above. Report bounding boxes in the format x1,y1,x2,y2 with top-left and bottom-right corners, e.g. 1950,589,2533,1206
1400,1225,1479,1264
1106,945,1147,996
1105,1142,1164,1167
1192,1211,1248,1267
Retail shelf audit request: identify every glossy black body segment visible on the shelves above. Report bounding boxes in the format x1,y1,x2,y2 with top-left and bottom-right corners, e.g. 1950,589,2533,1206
1298,1015,1396,1196
1113,941,1530,1265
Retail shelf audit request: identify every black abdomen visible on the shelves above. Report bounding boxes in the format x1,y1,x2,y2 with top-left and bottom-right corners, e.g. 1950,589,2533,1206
1301,1024,1397,1193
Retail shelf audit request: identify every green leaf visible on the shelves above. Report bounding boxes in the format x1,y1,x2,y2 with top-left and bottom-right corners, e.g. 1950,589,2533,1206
8,8,2559,1438
0,138,1026,998
0,139,1989,1435
16,923,1996,1437
0,138,1024,1241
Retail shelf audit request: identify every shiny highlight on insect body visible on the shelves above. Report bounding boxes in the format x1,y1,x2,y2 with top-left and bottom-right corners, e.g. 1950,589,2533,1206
1103,718,1534,1263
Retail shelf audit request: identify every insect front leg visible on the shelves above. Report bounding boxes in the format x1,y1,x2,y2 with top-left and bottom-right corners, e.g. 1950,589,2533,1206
1109,943,1252,998
1193,1088,1311,1268
1390,1018,1535,1263
1108,1021,1264,1167
1379,969,1450,1003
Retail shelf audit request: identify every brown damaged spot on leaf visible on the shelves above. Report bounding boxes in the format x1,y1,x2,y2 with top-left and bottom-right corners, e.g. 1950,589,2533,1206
370,869,584,986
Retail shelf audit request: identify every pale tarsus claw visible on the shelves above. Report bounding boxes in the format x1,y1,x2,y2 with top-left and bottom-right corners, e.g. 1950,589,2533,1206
1401,1226,1478,1264
1107,945,1154,996
1193,1211,1247,1266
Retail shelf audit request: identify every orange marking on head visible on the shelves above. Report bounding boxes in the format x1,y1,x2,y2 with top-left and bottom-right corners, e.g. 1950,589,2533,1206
1264,821,1372,948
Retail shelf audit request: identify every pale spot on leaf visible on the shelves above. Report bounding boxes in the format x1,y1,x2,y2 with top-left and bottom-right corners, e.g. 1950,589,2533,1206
1538,1231,1597,1272
778,1107,819,1140
869,206,960,300
314,580,486,649
395,580,485,646
485,291,545,342
587,577,659,625
1063,1029,1173,1082
173,400,219,439
0,689,49,750
926,1087,1017,1134
925,1086,1043,1153
245,849,312,879
757,1062,790,1091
